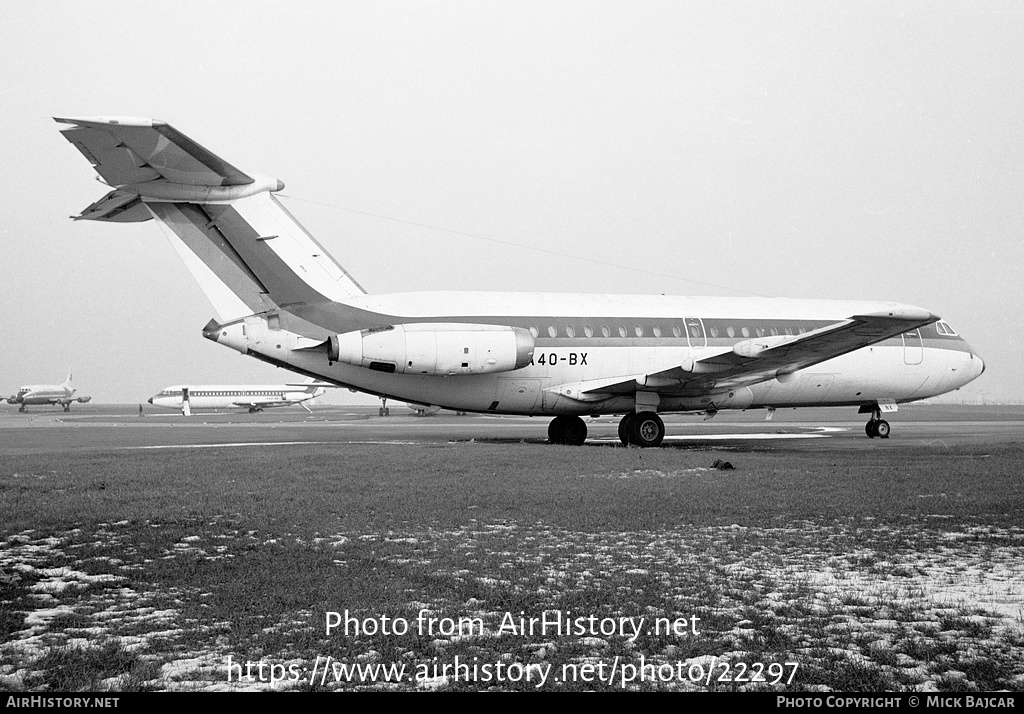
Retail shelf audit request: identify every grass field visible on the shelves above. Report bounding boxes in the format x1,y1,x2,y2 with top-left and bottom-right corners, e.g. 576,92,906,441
2,439,1023,691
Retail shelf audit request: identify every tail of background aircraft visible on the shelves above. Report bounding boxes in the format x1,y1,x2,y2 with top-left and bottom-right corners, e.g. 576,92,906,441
62,369,75,396
56,117,366,326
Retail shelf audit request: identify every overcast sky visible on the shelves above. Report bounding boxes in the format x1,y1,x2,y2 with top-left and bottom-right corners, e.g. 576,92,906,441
1,1,1021,405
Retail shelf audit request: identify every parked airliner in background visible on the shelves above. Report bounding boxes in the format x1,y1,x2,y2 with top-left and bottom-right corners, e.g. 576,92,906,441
56,116,985,445
148,382,328,415
5,370,91,412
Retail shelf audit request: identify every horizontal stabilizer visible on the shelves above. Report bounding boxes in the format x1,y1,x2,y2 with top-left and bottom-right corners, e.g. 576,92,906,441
56,116,254,187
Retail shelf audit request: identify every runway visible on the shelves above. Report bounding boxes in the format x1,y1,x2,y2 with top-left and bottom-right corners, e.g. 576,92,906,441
1,403,1021,455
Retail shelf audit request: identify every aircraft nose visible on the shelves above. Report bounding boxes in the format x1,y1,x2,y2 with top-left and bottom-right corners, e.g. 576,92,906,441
147,397,153,404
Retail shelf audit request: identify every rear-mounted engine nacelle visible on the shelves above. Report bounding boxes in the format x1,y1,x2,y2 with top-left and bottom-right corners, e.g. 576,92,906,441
326,323,535,375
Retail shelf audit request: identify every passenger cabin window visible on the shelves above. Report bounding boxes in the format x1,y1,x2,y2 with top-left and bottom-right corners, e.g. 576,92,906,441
548,326,557,338
584,325,594,338
618,326,627,338
601,326,610,338
529,326,539,338
565,326,575,338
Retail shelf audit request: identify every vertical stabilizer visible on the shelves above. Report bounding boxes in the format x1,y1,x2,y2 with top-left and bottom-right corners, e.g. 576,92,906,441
56,116,367,324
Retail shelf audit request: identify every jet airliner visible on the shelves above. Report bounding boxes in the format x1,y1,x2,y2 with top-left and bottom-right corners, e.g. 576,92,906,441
148,382,327,415
55,116,985,445
6,370,91,412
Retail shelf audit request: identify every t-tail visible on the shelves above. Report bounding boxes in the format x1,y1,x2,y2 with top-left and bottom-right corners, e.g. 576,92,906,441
56,116,366,328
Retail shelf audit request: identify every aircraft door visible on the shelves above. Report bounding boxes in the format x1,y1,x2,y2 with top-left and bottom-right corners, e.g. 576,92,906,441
903,330,923,365
684,317,707,349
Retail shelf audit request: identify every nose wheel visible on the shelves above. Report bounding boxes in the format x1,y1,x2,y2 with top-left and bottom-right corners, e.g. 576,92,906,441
865,408,891,439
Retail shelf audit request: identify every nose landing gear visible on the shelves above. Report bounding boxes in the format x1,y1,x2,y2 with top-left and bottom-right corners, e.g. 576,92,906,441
865,407,891,439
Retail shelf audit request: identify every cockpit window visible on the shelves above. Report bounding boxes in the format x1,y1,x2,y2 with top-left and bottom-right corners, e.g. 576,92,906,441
936,321,958,336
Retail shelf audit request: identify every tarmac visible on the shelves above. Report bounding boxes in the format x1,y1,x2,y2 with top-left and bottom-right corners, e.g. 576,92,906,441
1,403,1021,456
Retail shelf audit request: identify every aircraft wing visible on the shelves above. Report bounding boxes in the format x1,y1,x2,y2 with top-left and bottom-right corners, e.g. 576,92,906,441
56,117,254,190
577,308,938,399
231,399,293,409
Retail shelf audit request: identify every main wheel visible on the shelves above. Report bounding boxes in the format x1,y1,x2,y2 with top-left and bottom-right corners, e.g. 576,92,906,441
865,421,878,438
548,415,587,445
561,416,587,446
548,416,567,444
628,411,665,448
875,420,890,439
618,413,635,445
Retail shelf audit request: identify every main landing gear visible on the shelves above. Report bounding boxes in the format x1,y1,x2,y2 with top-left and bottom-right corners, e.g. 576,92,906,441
547,415,588,445
617,411,665,448
865,409,890,439
547,412,668,447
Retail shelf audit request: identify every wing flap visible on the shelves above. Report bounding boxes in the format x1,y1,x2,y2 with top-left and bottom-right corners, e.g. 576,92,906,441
56,116,254,187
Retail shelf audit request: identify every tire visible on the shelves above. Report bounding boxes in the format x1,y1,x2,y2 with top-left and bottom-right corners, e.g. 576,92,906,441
875,420,890,439
629,411,665,448
548,416,567,444
618,413,635,445
562,416,587,446
865,421,878,438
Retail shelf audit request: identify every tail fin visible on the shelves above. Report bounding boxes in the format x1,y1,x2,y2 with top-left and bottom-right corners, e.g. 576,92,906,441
63,369,73,387
56,116,365,323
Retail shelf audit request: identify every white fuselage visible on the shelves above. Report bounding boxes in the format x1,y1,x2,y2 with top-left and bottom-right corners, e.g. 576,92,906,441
8,383,74,406
211,291,984,416
147,385,322,411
